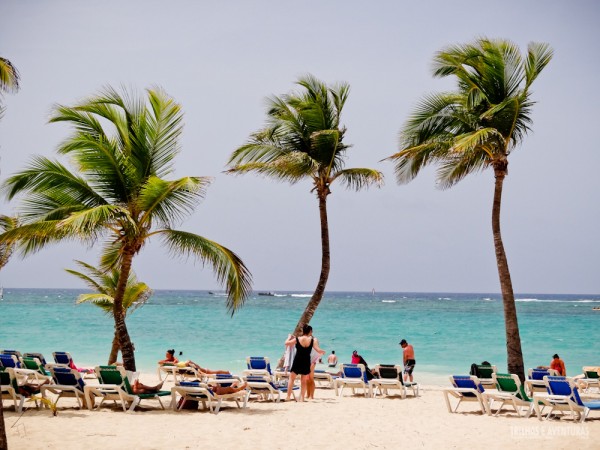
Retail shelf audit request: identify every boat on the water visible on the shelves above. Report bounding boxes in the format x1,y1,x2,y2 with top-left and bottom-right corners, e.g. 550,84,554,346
258,292,275,296
593,306,600,311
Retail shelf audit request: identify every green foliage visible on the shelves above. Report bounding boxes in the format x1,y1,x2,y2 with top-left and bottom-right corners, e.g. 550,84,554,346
0,86,252,312
386,38,553,187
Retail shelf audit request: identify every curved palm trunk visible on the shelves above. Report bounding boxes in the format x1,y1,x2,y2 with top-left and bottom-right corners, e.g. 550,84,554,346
108,331,120,365
113,247,137,371
492,162,525,381
294,190,331,334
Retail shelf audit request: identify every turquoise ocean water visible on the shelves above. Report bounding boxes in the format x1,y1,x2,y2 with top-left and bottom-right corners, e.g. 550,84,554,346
0,289,598,385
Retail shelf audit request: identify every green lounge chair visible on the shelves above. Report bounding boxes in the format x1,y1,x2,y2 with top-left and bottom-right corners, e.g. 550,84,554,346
22,356,51,378
90,366,170,412
0,367,35,412
483,373,535,417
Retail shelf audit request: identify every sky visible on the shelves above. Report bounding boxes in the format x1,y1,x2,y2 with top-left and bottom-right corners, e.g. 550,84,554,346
0,0,598,294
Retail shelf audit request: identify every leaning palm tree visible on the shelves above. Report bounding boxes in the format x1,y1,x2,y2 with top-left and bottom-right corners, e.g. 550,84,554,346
0,86,252,371
0,56,20,119
66,260,152,364
385,38,553,380
227,75,383,334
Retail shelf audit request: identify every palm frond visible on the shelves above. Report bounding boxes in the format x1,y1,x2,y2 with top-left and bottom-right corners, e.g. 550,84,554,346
331,168,384,191
158,229,252,314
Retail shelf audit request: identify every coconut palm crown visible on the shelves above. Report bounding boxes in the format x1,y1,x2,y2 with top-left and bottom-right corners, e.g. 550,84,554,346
385,38,553,380
0,86,252,371
66,260,151,364
227,74,383,333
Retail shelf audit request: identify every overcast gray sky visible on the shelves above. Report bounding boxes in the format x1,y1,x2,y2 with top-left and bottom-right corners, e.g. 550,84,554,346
1,0,598,294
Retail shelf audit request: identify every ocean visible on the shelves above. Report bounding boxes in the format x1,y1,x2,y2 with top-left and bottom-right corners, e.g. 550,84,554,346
1,289,598,385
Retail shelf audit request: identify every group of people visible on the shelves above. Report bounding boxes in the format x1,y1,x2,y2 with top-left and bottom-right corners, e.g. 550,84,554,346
151,333,417,402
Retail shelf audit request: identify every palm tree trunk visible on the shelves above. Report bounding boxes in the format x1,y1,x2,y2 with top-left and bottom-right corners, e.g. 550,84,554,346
492,162,525,381
108,331,120,365
294,190,331,334
0,400,7,450
113,246,137,372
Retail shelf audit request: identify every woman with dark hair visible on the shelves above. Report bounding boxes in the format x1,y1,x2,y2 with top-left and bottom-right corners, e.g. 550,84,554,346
284,324,325,401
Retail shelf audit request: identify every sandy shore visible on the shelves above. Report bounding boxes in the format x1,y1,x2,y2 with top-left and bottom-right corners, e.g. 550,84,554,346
4,374,599,450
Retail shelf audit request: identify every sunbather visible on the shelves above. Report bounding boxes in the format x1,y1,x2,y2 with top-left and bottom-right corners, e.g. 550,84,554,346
207,381,248,395
132,379,165,394
158,349,230,375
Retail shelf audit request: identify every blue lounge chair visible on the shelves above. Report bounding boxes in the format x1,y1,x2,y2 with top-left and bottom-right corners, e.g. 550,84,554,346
533,376,600,422
334,364,369,397
0,353,22,369
243,356,272,377
52,351,95,378
526,368,558,395
171,380,250,414
243,374,298,402
443,375,488,414
41,366,91,409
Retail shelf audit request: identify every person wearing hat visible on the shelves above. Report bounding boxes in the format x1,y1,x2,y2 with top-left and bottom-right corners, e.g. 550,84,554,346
399,339,416,382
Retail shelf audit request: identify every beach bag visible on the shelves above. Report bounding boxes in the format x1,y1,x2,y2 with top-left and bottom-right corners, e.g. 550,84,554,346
176,397,199,410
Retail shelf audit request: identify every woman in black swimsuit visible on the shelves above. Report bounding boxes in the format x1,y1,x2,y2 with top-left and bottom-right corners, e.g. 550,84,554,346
284,324,325,401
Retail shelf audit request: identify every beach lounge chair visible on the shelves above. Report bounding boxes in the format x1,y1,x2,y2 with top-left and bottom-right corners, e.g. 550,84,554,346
334,364,369,397
443,375,488,414
88,365,171,412
483,373,535,417
0,353,22,369
243,356,273,377
578,368,600,393
243,374,298,402
157,362,201,382
369,364,419,398
21,356,51,378
171,380,250,414
0,367,36,413
533,376,600,423
51,351,95,378
23,352,48,367
0,350,22,360
41,366,92,409
313,369,336,388
526,368,559,395
474,364,497,387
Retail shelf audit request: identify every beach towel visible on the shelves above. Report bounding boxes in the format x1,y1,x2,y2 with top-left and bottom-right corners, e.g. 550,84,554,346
283,342,296,371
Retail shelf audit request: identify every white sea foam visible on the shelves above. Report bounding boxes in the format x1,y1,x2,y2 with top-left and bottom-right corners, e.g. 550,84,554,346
482,298,494,301
382,300,396,303
517,298,600,303
290,294,311,298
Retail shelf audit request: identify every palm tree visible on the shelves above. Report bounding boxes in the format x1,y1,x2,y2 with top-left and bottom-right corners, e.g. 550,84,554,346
66,260,152,364
385,38,553,380
0,86,252,371
227,75,383,334
0,56,20,119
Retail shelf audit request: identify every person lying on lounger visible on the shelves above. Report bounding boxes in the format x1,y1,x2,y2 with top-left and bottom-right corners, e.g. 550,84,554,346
158,349,230,375
132,379,165,394
207,381,248,395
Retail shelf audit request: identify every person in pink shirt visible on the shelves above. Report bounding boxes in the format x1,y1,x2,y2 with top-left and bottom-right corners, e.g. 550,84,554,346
400,339,416,382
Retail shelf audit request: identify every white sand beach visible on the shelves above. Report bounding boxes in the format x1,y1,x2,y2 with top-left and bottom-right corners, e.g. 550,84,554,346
4,375,599,450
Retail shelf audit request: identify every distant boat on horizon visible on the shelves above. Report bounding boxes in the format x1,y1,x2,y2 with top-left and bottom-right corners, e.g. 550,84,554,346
258,292,275,296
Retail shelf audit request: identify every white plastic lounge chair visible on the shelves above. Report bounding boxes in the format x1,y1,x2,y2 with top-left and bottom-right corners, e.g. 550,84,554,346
41,366,92,409
443,375,488,414
334,364,369,397
578,367,600,393
51,351,95,378
0,368,36,413
171,380,250,414
483,373,535,417
87,365,171,412
526,368,558,395
243,356,273,377
533,376,600,423
157,362,201,383
369,364,419,398
243,374,298,402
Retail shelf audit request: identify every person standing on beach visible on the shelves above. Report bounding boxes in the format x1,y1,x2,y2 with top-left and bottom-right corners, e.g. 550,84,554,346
549,354,566,376
285,324,325,401
400,339,416,382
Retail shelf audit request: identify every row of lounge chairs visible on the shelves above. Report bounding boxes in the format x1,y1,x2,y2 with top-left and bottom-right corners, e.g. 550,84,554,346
2,352,420,415
444,367,600,423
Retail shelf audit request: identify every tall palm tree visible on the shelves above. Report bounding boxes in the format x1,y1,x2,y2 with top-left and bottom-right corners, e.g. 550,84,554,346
66,260,152,364
385,38,553,380
0,86,252,371
0,56,20,119
227,75,383,334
